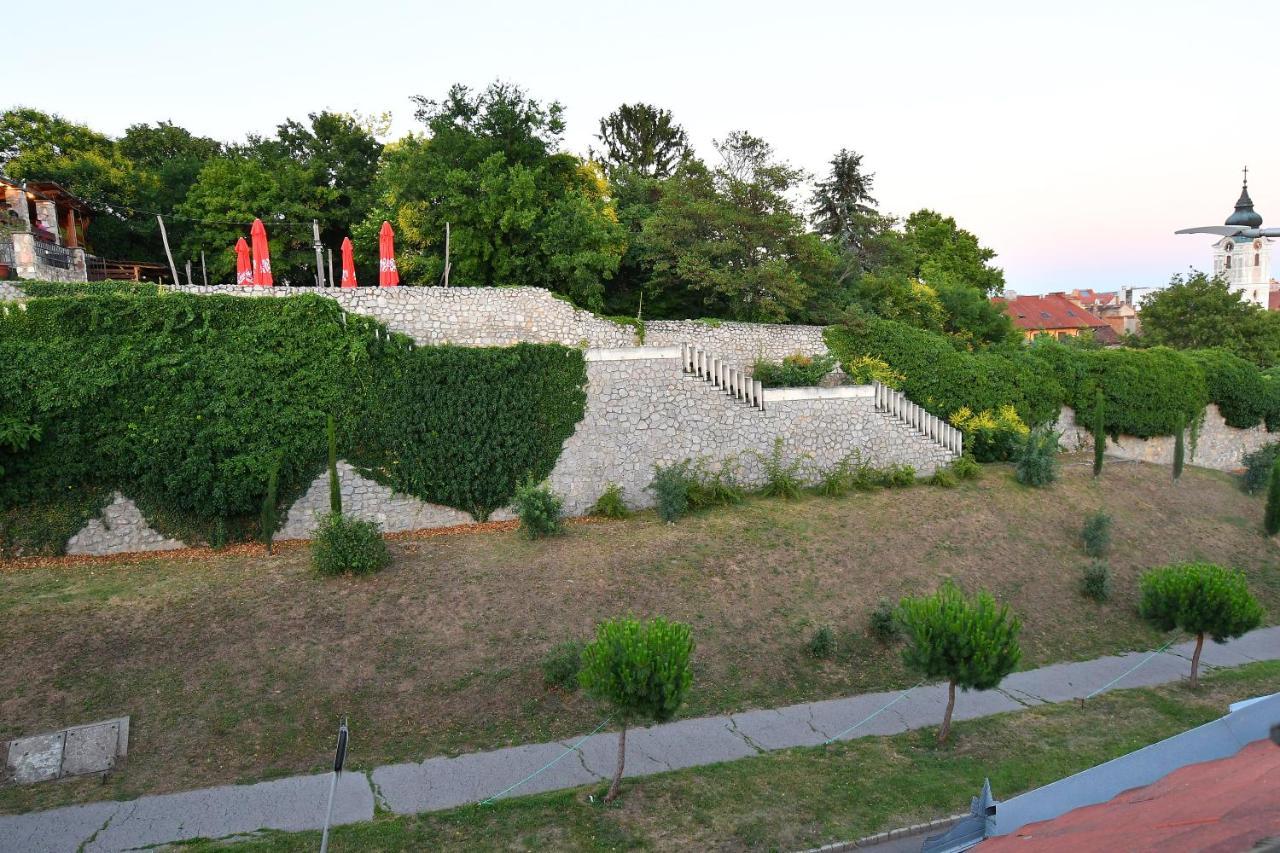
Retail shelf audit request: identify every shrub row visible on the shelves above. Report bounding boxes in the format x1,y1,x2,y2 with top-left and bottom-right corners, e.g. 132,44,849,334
0,292,587,553
825,313,1280,445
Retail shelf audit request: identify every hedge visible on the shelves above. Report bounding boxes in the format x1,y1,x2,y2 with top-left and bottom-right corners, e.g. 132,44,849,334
11,280,167,298
823,314,1064,428
1186,349,1269,429
0,292,587,553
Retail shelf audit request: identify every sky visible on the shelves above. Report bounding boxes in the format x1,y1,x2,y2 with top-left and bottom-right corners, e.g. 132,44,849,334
7,0,1277,294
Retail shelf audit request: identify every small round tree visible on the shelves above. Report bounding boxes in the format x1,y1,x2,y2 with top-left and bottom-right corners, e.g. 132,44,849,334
579,616,694,802
898,582,1021,744
1265,457,1280,536
1138,562,1263,687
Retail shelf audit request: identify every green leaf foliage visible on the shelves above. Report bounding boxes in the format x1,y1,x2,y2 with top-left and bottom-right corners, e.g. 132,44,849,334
1242,443,1280,495
311,512,391,576
1014,426,1061,487
513,479,565,539
0,292,587,549
1266,458,1280,537
578,616,694,725
1186,348,1268,428
751,353,838,388
897,582,1022,691
1138,562,1263,642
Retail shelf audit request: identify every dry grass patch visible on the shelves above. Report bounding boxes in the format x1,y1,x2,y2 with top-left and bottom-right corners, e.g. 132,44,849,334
0,457,1276,814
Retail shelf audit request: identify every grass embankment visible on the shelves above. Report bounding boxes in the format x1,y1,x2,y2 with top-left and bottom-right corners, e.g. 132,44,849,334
1,459,1277,815
183,661,1280,852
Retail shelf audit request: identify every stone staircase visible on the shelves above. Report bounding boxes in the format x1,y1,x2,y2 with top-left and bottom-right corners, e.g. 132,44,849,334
680,343,766,409
872,381,964,455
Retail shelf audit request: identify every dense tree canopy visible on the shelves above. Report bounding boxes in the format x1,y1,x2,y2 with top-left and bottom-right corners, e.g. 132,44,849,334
1139,271,1280,367
594,103,689,179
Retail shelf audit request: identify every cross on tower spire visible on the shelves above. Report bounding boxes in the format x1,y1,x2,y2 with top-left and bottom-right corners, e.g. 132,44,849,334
1243,165,1249,186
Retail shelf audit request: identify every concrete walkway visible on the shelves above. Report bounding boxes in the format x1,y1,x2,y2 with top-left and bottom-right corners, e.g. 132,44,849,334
3,626,1277,853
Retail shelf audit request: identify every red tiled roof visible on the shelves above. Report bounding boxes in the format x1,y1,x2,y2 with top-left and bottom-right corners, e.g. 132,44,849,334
1068,289,1118,307
993,294,1112,332
978,739,1280,852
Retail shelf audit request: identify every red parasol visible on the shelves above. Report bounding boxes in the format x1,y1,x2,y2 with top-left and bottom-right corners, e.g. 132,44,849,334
250,218,273,286
235,237,253,286
340,237,357,288
378,220,400,287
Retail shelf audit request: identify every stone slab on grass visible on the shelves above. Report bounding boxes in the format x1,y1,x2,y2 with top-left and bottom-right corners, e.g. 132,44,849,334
5,733,65,785
4,717,129,785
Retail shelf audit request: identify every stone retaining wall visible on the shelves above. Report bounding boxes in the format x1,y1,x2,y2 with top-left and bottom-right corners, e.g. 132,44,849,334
644,319,828,374
1056,404,1276,471
65,493,185,555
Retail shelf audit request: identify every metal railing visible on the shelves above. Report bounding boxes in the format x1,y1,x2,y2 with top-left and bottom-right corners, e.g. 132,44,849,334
873,381,963,454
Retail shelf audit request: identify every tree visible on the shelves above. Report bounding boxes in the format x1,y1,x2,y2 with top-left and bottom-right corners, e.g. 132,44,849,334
1138,563,1263,686
1173,414,1185,481
1265,457,1280,536
1139,272,1280,367
897,582,1021,744
362,82,624,307
261,457,280,555
594,103,689,179
811,148,890,275
328,414,342,515
637,131,838,321
1092,388,1105,477
899,210,1006,297
578,616,694,801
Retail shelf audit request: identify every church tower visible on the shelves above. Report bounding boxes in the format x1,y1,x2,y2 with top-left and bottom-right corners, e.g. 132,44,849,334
1211,169,1274,306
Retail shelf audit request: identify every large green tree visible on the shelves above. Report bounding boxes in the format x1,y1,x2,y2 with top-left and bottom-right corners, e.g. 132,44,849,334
637,131,838,322
811,148,891,278
361,82,624,305
594,103,689,179
1139,272,1280,366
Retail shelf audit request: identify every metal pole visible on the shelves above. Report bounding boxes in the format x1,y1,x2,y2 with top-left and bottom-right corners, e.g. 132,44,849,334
313,220,325,288
319,770,338,853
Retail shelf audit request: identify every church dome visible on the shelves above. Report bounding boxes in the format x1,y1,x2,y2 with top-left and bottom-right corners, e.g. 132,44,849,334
1225,181,1263,228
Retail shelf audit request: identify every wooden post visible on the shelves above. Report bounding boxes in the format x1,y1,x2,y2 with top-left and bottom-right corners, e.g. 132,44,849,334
443,222,451,287
185,260,193,286
312,219,325,288
200,251,208,286
156,215,179,285
327,248,334,290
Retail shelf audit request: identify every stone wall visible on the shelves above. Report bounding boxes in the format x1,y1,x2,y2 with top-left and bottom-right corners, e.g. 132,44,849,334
644,319,828,374
1055,404,1276,471
278,461,474,539
545,348,955,515
65,493,185,555
162,285,639,348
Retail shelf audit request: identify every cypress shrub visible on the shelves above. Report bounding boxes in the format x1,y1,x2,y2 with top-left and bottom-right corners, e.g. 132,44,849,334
1266,457,1280,536
261,457,280,555
1014,426,1060,487
1092,387,1105,477
1242,443,1280,495
327,415,342,516
1173,415,1185,481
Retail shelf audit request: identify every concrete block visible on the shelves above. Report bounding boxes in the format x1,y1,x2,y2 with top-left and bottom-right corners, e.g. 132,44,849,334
5,733,64,785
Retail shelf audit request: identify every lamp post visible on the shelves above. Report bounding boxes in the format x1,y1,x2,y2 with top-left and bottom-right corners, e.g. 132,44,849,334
319,717,349,853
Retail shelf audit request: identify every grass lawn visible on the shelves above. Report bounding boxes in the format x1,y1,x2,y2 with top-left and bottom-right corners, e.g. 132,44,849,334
180,661,1280,852
1,458,1277,816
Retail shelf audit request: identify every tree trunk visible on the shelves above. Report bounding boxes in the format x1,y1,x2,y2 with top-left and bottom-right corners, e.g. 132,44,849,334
604,722,627,802
1190,633,1204,688
938,679,956,745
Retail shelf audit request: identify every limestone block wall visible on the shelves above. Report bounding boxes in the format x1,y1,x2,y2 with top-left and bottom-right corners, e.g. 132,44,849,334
65,493,185,555
161,285,638,348
644,320,828,374
0,283,25,301
1055,404,1276,471
278,461,473,539
545,348,955,515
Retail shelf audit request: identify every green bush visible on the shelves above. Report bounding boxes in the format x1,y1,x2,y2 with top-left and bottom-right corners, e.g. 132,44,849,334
950,454,982,481
886,464,916,487
806,624,836,659
1081,510,1112,558
929,466,958,488
261,457,280,555
686,459,745,510
1138,562,1263,686
579,616,694,801
541,641,583,691
751,353,838,388
650,460,694,522
817,456,856,497
1187,348,1268,429
513,479,564,539
0,293,589,551
589,483,630,519
1242,443,1280,495
869,598,901,643
1266,458,1280,536
754,438,806,499
948,405,1028,462
1014,425,1060,487
898,582,1021,743
16,280,166,298
1080,560,1111,602
311,512,391,576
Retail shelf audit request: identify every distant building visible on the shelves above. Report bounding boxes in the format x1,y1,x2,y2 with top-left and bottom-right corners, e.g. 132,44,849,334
1067,288,1139,336
993,292,1118,343
1209,176,1277,307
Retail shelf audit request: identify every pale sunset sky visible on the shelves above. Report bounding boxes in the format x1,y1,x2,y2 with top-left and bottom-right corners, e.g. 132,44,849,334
7,0,1276,293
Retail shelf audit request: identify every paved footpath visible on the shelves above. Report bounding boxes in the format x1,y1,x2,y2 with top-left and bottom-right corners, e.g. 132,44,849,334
3,627,1278,852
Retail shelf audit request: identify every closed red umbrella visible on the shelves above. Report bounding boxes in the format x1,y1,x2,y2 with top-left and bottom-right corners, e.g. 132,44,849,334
250,218,273,286
378,220,399,287
235,237,253,286
340,237,357,288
